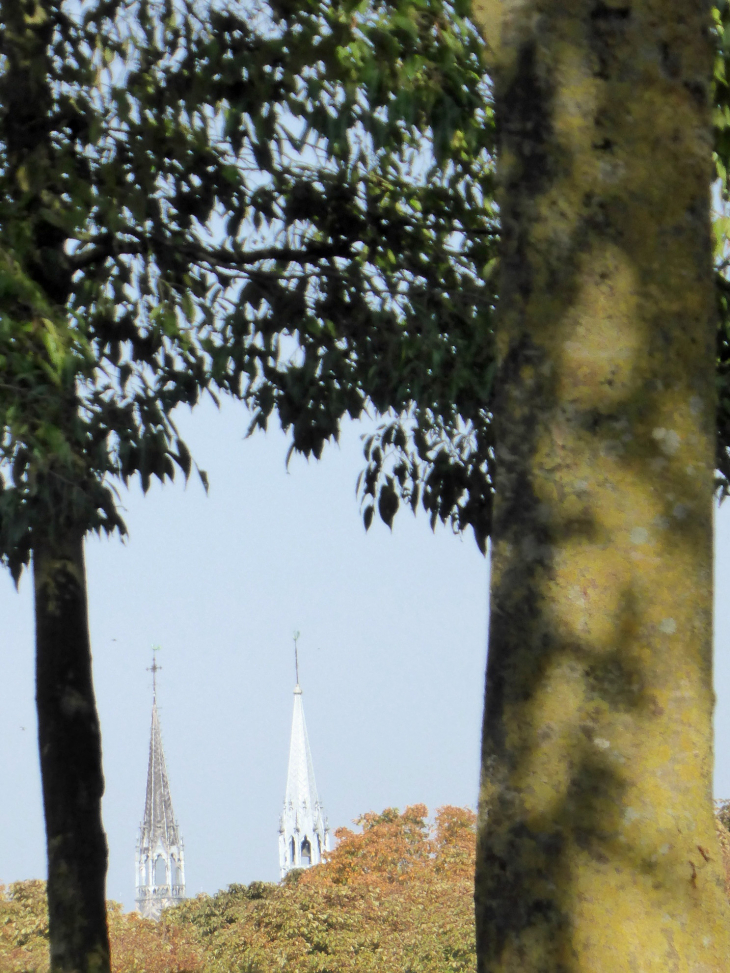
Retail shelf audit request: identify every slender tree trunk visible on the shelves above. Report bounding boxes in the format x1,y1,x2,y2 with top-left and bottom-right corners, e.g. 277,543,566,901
470,0,730,969
34,531,111,973
2,6,111,968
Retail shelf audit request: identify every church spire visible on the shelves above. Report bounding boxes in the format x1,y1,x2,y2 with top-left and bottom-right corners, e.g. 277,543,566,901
279,635,330,878
135,649,186,919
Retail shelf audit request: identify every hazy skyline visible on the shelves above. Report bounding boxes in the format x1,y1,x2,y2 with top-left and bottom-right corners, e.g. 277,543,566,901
2,397,730,911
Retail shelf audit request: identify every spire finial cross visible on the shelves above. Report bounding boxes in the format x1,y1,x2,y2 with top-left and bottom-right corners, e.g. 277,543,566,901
148,645,162,698
293,631,300,686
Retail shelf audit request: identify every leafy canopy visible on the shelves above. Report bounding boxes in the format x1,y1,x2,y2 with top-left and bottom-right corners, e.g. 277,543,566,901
0,806,478,972
0,0,494,579
5,806,730,973
354,0,730,546
8,0,730,573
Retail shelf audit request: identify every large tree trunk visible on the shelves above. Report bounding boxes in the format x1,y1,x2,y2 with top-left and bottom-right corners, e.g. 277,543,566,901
34,531,111,973
471,0,730,969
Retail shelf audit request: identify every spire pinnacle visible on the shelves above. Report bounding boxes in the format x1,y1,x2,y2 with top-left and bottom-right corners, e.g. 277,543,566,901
293,630,300,687
148,645,162,699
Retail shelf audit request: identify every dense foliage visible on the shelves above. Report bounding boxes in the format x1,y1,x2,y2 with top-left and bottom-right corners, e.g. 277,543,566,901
356,0,730,538
9,1,730,565
3,804,729,973
0,805,476,973
0,0,495,575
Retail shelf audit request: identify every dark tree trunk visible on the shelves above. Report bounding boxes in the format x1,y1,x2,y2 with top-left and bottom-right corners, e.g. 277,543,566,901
34,531,111,973
1,6,111,967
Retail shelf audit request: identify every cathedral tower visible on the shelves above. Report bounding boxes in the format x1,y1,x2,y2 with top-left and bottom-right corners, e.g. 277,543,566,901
135,654,186,919
279,637,331,877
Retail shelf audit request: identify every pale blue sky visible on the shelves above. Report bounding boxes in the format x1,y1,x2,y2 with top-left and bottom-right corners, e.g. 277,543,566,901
2,398,730,911
0,399,488,910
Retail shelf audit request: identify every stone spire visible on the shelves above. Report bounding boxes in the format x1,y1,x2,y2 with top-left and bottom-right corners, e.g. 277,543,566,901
135,653,186,919
279,636,330,878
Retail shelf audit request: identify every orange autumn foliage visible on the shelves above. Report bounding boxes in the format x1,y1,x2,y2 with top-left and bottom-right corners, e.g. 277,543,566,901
302,804,476,888
10,802,726,971
105,904,203,973
0,884,202,973
0,881,49,973
0,805,477,973
5,803,730,973
163,805,478,973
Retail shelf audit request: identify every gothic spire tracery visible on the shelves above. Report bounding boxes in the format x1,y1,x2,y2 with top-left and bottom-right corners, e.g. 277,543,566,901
279,637,330,878
135,651,186,919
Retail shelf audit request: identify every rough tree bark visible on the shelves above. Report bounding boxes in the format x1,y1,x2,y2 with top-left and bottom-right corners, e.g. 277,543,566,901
1,2,112,970
470,0,730,969
34,533,110,973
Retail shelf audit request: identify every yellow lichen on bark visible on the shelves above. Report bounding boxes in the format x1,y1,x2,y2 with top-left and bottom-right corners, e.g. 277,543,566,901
471,1,730,970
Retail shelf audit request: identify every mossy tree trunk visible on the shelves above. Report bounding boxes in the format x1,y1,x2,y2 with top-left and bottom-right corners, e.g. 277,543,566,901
470,0,730,969
34,532,111,973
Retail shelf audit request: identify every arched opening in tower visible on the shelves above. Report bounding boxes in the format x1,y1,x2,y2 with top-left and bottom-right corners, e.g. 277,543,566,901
154,856,167,887
301,838,311,866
